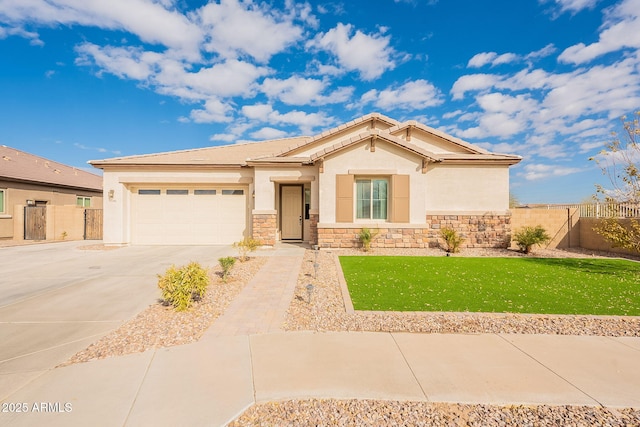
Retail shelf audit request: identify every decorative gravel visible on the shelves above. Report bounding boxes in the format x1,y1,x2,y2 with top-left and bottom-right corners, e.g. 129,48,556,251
60,245,640,425
283,247,640,337
229,399,640,427
61,256,266,366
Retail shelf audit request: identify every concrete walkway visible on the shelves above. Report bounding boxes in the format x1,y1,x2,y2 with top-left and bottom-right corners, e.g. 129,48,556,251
1,244,639,426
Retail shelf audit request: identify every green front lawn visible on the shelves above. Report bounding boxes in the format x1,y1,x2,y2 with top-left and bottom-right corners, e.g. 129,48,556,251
339,256,640,315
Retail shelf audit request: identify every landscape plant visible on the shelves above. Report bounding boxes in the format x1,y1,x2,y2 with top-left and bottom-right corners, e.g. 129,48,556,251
440,227,464,253
218,256,236,282
513,225,551,254
157,262,210,311
358,227,378,252
233,237,261,262
589,112,640,253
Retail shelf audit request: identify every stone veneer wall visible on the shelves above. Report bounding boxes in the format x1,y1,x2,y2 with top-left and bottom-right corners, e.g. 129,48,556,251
252,213,277,246
317,214,511,249
308,213,319,245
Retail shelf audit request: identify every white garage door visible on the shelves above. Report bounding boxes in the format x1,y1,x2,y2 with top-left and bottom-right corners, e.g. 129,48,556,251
131,186,248,245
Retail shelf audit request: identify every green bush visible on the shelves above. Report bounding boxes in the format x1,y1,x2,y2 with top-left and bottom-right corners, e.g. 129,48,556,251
233,237,261,262
513,225,551,254
358,227,379,252
218,256,236,282
440,227,465,253
157,262,210,311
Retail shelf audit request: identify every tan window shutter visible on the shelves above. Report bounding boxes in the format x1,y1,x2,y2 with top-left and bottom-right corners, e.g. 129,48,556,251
336,174,354,223
390,174,410,223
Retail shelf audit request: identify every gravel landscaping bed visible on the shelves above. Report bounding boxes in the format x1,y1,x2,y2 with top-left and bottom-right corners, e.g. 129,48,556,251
284,247,640,336
61,256,266,366
230,399,640,426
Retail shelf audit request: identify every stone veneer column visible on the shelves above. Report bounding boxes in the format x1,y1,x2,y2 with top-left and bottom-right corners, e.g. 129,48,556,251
308,213,319,245
252,212,277,246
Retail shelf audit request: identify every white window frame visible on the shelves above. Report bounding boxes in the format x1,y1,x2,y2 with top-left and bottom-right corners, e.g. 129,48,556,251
355,177,389,221
77,196,91,208
0,189,5,214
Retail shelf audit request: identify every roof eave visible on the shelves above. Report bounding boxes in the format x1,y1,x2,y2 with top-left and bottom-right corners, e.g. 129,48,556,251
0,175,102,192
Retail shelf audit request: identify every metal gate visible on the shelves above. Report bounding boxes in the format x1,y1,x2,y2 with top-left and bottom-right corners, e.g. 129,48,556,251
84,209,103,240
24,206,47,240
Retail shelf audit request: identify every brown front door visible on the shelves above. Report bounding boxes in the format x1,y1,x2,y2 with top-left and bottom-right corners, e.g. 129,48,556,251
281,185,303,240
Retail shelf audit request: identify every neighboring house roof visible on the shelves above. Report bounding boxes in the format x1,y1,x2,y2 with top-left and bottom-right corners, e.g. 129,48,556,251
0,145,103,191
90,113,521,168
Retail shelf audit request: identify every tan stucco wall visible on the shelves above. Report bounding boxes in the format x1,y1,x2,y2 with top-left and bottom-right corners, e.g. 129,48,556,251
424,164,509,213
0,180,102,240
101,168,253,245
511,208,580,249
579,217,639,257
319,140,426,224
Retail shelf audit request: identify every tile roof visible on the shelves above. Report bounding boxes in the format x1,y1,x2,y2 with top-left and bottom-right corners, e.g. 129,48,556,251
90,137,311,167
90,113,521,168
1,145,103,191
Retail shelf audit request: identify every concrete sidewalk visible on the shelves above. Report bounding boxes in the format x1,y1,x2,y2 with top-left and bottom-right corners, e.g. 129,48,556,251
2,242,639,426
0,331,639,426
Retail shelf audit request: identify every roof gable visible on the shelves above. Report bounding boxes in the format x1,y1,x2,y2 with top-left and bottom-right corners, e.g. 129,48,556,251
388,121,489,155
1,145,102,191
266,112,400,159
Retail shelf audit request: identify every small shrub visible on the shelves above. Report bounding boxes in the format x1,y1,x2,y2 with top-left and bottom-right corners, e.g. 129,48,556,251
513,225,551,254
233,237,261,262
218,256,236,282
157,262,210,311
358,227,379,252
440,227,465,253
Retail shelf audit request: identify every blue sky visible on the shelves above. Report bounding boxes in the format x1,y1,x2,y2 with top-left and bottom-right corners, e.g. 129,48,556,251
1,0,639,204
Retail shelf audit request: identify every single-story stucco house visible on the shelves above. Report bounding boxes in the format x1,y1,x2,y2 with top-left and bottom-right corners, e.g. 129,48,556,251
1,145,103,242
90,113,521,248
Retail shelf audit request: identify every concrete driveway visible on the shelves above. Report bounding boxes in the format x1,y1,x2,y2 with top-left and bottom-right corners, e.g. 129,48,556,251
0,241,235,400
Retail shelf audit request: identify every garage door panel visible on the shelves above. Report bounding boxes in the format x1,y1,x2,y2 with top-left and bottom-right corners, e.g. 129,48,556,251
132,187,247,245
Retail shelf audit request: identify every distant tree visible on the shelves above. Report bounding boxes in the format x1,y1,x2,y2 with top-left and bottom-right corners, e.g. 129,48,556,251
589,112,640,253
509,192,521,208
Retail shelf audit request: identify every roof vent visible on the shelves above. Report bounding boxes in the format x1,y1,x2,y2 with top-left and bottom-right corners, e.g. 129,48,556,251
2,156,10,161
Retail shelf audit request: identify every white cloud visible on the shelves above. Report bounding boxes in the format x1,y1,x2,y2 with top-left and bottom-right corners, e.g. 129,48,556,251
0,0,203,58
0,25,44,45
75,43,159,80
209,133,237,142
76,44,270,101
188,98,233,123
580,140,606,152
306,23,396,80
442,110,463,119
467,51,519,68
541,0,599,15
250,127,289,140
525,43,557,60
559,0,640,64
195,0,303,62
518,163,583,181
450,74,501,100
241,104,334,134
261,76,353,105
360,80,443,110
